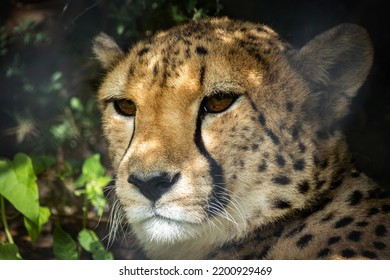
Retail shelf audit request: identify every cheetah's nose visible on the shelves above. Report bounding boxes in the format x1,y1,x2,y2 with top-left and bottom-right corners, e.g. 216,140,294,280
127,172,180,202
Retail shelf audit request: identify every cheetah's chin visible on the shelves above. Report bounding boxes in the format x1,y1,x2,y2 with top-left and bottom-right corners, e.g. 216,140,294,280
133,215,202,244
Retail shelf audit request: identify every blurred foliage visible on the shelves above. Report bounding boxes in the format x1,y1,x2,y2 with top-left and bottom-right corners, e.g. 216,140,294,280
0,0,222,259
0,0,222,157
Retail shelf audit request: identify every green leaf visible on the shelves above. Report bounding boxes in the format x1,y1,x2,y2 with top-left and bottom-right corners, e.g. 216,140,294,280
92,249,114,260
117,24,125,35
0,153,39,224
51,71,62,82
76,154,106,187
53,222,79,260
70,97,84,112
78,229,101,252
86,176,111,215
170,5,187,23
78,229,113,260
75,155,111,215
24,206,51,244
31,155,55,176
0,242,22,260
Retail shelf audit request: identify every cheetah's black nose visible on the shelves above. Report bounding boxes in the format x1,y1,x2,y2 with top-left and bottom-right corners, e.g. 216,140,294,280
127,172,180,202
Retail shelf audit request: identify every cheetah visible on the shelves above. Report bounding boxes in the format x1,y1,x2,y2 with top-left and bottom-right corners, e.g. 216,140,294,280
93,17,390,259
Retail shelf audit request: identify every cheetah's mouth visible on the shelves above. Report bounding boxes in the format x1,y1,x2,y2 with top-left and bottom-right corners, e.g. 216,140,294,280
134,215,201,243
148,207,203,225
128,206,205,243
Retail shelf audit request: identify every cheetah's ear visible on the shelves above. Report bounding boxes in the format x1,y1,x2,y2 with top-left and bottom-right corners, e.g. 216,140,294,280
292,24,373,96
92,33,125,69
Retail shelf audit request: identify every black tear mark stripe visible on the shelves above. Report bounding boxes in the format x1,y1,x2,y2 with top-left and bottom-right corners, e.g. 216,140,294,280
195,110,228,216
119,119,136,165
199,65,206,87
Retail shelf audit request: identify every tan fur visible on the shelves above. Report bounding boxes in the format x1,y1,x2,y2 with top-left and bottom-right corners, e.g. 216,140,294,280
94,18,389,259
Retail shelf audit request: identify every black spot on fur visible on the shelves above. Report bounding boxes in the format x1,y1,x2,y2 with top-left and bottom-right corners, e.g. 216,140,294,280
316,180,326,189
347,190,363,206
257,246,271,259
274,199,292,209
276,155,285,167
252,144,259,151
300,197,332,219
286,102,294,112
129,64,135,77
137,47,150,56
243,253,256,260
272,224,284,237
328,236,341,245
335,217,354,228
341,249,356,258
195,46,208,55
382,204,390,213
373,241,386,250
291,126,299,140
241,146,249,151
258,113,266,126
153,63,159,77
347,231,362,242
272,175,291,185
258,160,267,172
185,48,191,58
367,207,380,216
298,143,306,153
362,250,378,259
375,225,387,237
298,181,310,194
321,213,334,222
265,128,280,145
356,221,369,227
317,248,331,258
330,178,343,190
285,223,306,238
296,234,313,248
293,159,305,171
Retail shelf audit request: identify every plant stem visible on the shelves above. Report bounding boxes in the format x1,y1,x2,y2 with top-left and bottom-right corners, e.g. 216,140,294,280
82,194,88,230
1,195,15,244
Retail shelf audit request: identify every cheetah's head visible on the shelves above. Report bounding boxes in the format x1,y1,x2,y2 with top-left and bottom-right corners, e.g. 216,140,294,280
93,18,373,257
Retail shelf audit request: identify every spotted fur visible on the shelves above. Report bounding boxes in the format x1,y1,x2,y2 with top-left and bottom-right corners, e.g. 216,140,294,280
93,18,389,259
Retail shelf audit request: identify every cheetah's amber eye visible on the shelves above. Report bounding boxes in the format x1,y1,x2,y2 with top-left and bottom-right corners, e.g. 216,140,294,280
202,93,240,114
113,99,136,116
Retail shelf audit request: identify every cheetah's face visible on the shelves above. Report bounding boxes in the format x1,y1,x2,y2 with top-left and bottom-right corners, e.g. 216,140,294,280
94,18,372,246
